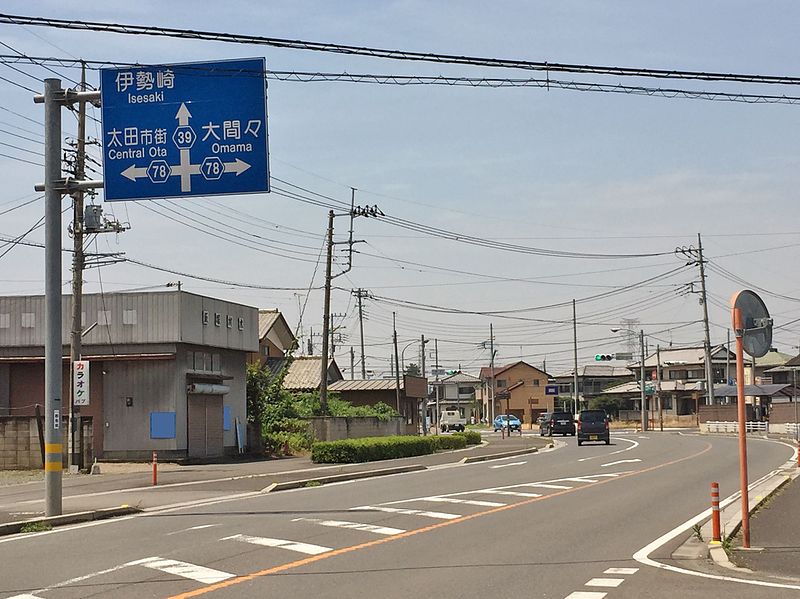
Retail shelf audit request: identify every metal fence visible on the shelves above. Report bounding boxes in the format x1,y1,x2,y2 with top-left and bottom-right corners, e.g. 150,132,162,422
705,421,768,434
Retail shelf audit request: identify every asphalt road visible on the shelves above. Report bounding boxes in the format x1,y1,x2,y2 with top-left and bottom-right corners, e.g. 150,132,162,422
0,432,795,599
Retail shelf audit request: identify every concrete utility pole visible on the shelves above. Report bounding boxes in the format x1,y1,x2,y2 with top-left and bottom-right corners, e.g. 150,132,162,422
434,338,440,433
420,334,427,434
420,334,427,379
43,78,63,516
697,233,715,406
319,210,334,415
726,328,732,404
393,312,401,414
640,330,647,432
489,323,496,424
68,64,87,471
657,345,663,432
573,299,579,417
350,347,354,379
352,288,368,378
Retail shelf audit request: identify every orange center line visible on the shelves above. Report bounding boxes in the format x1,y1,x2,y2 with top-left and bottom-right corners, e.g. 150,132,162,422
170,442,712,599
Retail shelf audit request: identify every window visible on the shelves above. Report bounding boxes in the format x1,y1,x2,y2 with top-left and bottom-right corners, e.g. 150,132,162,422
202,310,209,325
668,370,688,380
0,313,9,328
496,379,507,388
532,379,540,386
98,310,111,326
226,315,233,329
237,316,245,331
122,309,137,325
21,312,35,328
457,386,475,395
212,353,221,372
214,312,221,327
661,395,673,410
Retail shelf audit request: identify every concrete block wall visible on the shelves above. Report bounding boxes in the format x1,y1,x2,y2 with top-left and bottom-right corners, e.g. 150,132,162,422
0,416,43,469
308,416,405,442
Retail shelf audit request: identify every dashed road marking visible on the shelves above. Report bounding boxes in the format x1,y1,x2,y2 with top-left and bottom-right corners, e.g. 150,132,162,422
585,578,625,587
351,505,460,520
222,534,331,556
489,461,527,469
558,477,600,483
522,482,572,490
480,489,542,498
129,557,234,584
601,459,641,468
419,496,506,507
291,517,405,536
603,567,638,575
564,592,607,599
7,595,46,599
167,524,220,536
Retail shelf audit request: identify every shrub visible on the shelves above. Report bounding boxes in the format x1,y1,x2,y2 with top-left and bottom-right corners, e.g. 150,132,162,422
432,435,467,451
311,435,437,463
454,430,482,445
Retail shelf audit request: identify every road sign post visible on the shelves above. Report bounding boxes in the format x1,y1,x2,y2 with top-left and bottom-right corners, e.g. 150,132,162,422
100,58,269,201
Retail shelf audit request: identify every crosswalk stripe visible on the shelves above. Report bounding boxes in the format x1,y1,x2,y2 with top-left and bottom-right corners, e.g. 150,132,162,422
558,477,599,483
603,567,638,575
352,505,459,520
481,490,542,498
564,592,606,599
7,595,46,599
222,534,331,555
585,578,625,587
291,517,405,536
129,557,234,584
420,496,506,507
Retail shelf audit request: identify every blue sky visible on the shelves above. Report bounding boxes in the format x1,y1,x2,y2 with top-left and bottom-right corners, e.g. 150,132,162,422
1,1,799,375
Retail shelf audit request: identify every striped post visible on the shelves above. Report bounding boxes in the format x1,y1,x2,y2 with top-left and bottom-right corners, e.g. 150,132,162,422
152,451,158,486
711,482,721,543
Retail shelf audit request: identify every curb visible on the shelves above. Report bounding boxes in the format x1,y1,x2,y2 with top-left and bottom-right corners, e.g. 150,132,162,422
0,505,141,537
261,464,427,492
459,446,541,464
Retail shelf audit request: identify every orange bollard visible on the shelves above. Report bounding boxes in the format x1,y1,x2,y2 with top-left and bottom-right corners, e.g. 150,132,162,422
152,450,158,486
711,482,721,543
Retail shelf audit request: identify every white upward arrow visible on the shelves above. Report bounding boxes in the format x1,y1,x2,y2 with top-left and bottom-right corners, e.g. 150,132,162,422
224,158,251,176
121,165,148,181
175,102,192,126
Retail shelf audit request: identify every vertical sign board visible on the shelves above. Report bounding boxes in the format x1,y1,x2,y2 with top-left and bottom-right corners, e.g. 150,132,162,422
100,58,269,201
73,360,90,406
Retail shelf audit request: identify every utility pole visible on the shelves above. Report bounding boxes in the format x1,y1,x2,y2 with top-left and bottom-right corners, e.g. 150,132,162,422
350,346,354,379
420,334,427,379
318,210,334,415
640,329,647,432
393,312,401,414
657,345,663,432
420,334,428,434
352,288,368,378
68,64,87,471
489,323,496,424
572,299,579,417
727,328,732,404
435,338,440,433
697,233,715,407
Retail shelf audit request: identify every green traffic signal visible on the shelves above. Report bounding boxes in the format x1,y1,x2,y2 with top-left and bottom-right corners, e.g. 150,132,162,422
594,353,613,361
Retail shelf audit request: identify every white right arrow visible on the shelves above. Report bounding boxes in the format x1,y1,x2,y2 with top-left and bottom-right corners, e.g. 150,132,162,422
121,165,148,181
224,158,251,176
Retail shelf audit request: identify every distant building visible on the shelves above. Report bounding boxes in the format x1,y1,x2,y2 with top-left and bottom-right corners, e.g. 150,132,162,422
428,371,482,422
553,364,634,408
478,361,551,425
281,356,343,392
0,290,258,461
254,309,296,363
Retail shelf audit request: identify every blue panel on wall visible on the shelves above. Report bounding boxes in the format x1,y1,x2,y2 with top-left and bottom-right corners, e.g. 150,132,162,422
150,412,176,439
223,406,232,431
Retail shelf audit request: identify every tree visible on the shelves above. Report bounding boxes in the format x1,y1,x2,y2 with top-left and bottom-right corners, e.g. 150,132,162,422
404,362,421,376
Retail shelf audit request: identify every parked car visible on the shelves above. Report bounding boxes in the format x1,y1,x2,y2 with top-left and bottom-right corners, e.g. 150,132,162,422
493,414,521,432
577,409,610,446
539,411,576,436
440,409,466,432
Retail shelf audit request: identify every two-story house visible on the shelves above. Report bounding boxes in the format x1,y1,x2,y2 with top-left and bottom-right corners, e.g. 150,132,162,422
553,364,634,409
478,361,551,426
428,371,482,422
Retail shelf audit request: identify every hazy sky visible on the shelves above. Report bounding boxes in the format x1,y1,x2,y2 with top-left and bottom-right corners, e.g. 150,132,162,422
1,1,799,376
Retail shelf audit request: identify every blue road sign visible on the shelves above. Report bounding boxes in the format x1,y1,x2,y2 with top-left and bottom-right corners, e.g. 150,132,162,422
100,58,269,201
545,385,559,395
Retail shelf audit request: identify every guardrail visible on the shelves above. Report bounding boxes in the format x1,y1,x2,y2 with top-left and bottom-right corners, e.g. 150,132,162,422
706,421,768,433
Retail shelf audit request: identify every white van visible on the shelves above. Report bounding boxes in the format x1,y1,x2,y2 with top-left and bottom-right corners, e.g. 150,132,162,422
440,409,466,432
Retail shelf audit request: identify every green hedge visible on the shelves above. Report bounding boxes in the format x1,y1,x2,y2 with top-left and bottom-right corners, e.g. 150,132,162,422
311,435,437,463
432,435,467,451
453,430,482,445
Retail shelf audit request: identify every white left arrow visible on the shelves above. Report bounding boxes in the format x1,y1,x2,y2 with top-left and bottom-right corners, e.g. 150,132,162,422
121,165,148,181
224,158,251,176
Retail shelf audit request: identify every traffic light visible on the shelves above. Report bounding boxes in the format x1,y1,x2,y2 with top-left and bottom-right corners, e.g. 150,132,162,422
595,354,613,361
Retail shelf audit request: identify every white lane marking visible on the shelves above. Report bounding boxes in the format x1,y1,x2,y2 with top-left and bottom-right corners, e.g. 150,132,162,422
129,557,234,584
603,567,638,575
601,459,642,468
352,505,459,520
292,517,404,536
557,477,600,483
564,592,607,599
223,534,331,556
489,461,527,469
420,496,506,507
481,490,542,498
166,524,220,535
7,595,45,599
585,578,624,587
578,437,639,462
637,436,649,439
633,466,800,591
522,483,572,490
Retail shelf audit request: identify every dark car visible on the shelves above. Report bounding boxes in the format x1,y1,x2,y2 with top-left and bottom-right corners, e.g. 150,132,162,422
539,411,575,436
577,409,610,446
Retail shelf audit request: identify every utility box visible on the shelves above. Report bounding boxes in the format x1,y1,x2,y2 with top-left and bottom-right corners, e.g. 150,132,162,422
84,205,103,231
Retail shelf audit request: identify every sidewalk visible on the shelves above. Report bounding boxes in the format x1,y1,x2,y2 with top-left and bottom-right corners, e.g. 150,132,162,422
732,472,800,579
0,432,549,526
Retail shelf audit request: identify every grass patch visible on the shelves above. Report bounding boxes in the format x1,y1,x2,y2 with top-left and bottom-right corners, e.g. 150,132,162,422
19,521,52,533
303,480,322,487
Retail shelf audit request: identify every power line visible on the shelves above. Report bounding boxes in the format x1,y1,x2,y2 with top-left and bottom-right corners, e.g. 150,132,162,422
3,13,800,85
